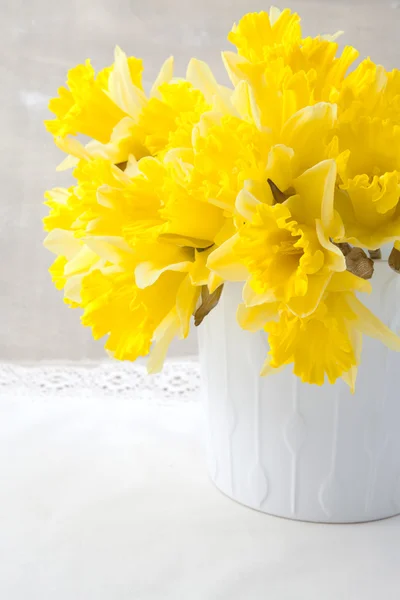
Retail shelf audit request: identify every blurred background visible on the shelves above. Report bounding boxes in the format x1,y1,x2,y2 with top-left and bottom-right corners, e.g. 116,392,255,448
2,0,400,362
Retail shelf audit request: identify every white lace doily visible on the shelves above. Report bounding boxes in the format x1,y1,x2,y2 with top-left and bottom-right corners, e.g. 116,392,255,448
0,359,201,402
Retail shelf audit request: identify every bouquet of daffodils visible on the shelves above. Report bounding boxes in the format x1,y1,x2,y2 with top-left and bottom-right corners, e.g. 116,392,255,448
44,7,400,388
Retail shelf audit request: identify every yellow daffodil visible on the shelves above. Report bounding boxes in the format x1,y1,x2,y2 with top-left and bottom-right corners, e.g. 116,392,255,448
141,150,226,249
335,61,400,124
239,271,400,389
46,48,175,165
223,7,358,107
334,116,400,248
45,59,129,143
226,8,302,68
44,159,154,259
79,265,199,371
207,102,345,316
209,157,345,317
332,58,386,122
45,49,153,165
189,113,271,212
43,151,220,371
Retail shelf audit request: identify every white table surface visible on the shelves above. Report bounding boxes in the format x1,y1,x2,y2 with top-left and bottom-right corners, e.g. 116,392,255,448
0,361,399,600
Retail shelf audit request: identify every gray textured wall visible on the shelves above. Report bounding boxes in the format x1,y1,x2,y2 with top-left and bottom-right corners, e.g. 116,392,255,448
2,0,400,361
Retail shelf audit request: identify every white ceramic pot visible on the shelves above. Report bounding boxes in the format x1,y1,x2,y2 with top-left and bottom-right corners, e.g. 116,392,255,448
198,263,400,522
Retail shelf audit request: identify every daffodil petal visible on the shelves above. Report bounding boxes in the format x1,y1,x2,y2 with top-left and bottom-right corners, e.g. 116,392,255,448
54,136,91,163
135,260,191,289
237,301,279,332
347,294,400,352
83,235,134,265
176,275,200,338
221,51,247,86
43,229,82,259
150,56,174,98
108,46,147,118
242,278,277,306
147,311,180,374
269,5,282,25
57,154,80,171
64,246,99,277
265,144,294,193
341,329,362,393
158,233,213,249
83,117,148,164
235,188,260,220
190,248,214,286
231,80,261,128
260,359,285,377
207,234,248,281
281,103,337,172
315,219,346,272
187,58,231,111
328,271,372,294
293,159,337,227
208,272,225,294
287,269,332,317
64,273,85,304
124,154,140,177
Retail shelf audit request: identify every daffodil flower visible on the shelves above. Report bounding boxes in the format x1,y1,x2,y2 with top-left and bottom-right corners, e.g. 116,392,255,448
79,265,199,371
208,126,346,317
222,7,358,106
334,116,400,248
238,270,400,389
46,48,203,168
43,151,218,372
